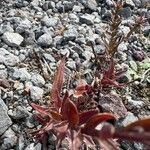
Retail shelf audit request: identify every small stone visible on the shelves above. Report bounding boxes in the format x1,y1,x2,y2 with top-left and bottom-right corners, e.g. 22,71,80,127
129,60,138,72
25,143,42,150
30,86,44,100
63,1,74,11
16,18,32,33
63,26,78,41
37,33,53,47
128,99,144,109
0,69,8,79
79,14,95,25
73,5,82,12
121,112,138,127
13,68,31,81
120,7,132,18
41,16,58,27
17,135,25,150
132,0,142,7
0,128,17,150
8,106,29,120
44,53,55,62
80,0,97,11
2,32,24,47
125,0,135,8
0,48,19,66
66,60,76,70
31,73,45,87
0,99,12,135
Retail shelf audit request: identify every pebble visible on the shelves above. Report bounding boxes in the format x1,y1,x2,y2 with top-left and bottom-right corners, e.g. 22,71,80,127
121,112,138,127
30,86,44,100
13,68,31,81
80,0,98,11
41,16,58,27
63,26,78,41
0,48,20,66
31,73,45,87
37,33,53,47
79,14,95,25
8,106,30,120
2,32,24,47
0,98,12,135
0,128,17,150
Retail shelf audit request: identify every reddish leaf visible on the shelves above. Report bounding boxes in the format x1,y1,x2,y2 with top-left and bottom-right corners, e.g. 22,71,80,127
74,79,88,97
82,113,117,132
104,58,115,79
54,121,69,133
67,100,79,127
31,103,48,116
124,118,150,132
62,97,79,128
51,56,66,108
79,109,99,125
61,91,69,119
101,78,122,88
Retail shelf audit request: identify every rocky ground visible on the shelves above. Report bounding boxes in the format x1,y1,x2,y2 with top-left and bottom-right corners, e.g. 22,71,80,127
0,0,150,150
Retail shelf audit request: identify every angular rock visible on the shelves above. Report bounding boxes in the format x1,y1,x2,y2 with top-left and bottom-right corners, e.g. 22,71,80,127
8,106,30,120
16,18,32,33
0,98,12,135
120,7,132,18
79,14,95,25
13,68,31,81
63,26,78,41
30,86,44,100
0,128,17,150
37,33,53,47
99,93,127,118
0,48,19,66
41,16,58,27
2,32,24,47
80,0,97,11
121,112,138,126
31,73,45,87
125,0,135,8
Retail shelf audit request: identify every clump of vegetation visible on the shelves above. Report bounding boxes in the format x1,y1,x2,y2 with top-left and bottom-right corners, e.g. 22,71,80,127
30,58,150,150
30,1,149,150
101,1,145,57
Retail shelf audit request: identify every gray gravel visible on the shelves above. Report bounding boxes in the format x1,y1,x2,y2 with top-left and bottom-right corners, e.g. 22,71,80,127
0,0,149,149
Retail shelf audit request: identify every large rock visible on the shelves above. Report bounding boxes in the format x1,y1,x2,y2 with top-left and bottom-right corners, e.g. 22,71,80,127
0,48,20,66
0,98,12,135
2,32,24,47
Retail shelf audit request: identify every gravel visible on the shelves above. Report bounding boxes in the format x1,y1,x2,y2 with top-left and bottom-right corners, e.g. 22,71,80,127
0,0,149,149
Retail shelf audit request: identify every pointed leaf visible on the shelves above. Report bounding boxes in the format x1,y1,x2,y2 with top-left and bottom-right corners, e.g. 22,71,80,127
83,113,117,132
31,103,48,116
105,59,115,79
62,97,79,127
124,118,150,131
51,56,66,108
79,109,99,125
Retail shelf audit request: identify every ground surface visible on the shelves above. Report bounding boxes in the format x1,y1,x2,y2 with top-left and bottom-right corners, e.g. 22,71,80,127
0,0,150,150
